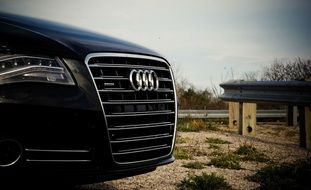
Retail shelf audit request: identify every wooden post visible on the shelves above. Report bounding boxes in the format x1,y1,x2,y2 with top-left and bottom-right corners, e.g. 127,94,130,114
298,106,306,148
287,105,294,126
238,102,243,134
229,102,239,128
293,106,298,126
240,103,256,136
305,106,311,150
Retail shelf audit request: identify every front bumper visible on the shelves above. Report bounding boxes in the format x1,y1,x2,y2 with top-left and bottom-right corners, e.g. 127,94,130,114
0,56,176,182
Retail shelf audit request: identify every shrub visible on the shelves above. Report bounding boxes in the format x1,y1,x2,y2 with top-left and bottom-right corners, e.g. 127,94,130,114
234,145,268,162
208,153,241,170
247,159,311,189
177,172,232,190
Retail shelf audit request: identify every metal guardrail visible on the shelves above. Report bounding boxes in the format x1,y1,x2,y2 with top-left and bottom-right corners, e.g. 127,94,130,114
219,80,311,148
220,80,311,105
178,109,286,119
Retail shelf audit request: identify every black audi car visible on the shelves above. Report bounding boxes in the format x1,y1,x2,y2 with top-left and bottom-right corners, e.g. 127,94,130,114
0,13,177,183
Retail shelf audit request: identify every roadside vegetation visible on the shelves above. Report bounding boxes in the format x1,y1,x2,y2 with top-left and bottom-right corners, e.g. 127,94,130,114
177,173,232,190
234,144,268,162
206,138,231,144
207,144,268,170
208,152,241,170
174,146,193,160
247,158,311,189
178,118,207,132
178,118,226,132
182,161,205,169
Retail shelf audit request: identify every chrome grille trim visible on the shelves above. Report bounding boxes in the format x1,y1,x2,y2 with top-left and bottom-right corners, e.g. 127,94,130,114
24,148,92,162
94,77,128,80
108,124,173,131
112,134,172,142
98,89,173,93
102,100,174,104
106,111,175,118
112,146,171,155
26,159,91,162
84,53,177,164
89,63,169,71
111,121,174,129
25,149,90,153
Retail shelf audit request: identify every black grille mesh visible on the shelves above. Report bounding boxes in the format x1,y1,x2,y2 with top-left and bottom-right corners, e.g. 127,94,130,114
87,55,176,163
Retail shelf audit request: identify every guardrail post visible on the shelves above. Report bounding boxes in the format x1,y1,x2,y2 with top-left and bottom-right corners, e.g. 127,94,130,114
287,105,298,126
240,103,257,136
298,106,306,148
305,106,311,150
238,102,243,134
287,105,294,126
293,106,298,126
229,102,240,128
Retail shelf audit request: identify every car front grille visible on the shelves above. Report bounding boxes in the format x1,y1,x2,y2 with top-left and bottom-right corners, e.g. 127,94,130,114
86,53,176,164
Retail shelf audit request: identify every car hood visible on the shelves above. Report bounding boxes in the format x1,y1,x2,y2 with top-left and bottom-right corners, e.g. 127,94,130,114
0,13,162,60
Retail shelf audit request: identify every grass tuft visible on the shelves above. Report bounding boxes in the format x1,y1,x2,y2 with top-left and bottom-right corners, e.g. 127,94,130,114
234,145,268,162
208,153,241,170
210,150,225,157
174,147,193,160
178,119,206,132
182,161,205,169
177,172,232,190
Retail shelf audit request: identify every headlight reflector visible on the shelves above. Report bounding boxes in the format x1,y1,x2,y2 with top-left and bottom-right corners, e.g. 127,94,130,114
0,55,75,85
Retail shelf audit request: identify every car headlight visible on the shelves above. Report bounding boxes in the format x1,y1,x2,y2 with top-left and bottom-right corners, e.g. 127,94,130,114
0,55,75,85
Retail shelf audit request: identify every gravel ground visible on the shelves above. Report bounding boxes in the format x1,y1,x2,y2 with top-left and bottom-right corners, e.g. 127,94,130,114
77,123,309,190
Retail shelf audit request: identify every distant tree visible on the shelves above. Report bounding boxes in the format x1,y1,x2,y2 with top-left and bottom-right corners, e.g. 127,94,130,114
178,86,212,110
261,58,311,81
242,71,260,81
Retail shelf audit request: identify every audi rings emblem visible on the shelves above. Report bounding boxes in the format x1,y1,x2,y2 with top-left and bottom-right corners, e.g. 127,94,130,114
129,69,159,91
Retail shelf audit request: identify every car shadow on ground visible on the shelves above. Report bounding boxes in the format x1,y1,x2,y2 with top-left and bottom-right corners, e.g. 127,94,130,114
74,183,117,190
0,181,117,190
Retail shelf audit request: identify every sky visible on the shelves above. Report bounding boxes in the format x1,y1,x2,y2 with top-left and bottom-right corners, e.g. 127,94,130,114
0,0,310,89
